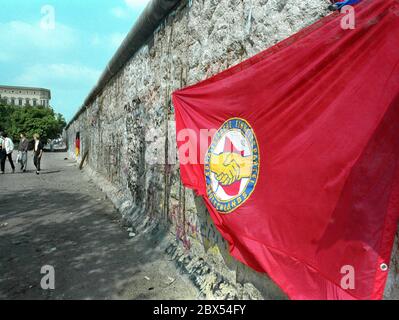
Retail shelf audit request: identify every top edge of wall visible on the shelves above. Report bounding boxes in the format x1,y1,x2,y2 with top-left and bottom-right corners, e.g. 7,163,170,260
66,0,183,129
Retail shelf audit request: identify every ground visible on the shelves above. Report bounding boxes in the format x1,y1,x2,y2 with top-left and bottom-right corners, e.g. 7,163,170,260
0,152,199,300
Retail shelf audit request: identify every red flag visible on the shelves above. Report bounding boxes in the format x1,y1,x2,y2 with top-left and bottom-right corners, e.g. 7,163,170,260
172,0,399,300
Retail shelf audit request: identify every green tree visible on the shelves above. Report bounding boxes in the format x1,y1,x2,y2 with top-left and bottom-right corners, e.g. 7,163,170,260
0,103,66,143
0,104,13,133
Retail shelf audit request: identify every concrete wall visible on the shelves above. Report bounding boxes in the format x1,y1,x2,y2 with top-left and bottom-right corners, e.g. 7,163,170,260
66,0,398,299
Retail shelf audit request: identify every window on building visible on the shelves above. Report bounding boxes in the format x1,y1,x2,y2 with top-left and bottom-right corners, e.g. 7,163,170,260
33,99,37,106
19,98,23,106
26,98,30,106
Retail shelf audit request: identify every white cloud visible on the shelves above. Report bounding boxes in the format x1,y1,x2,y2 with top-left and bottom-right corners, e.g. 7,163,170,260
111,6,129,19
0,20,76,52
15,64,101,90
111,0,150,19
124,0,151,8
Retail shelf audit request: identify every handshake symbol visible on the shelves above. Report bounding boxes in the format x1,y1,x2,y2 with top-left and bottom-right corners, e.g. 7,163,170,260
209,153,252,186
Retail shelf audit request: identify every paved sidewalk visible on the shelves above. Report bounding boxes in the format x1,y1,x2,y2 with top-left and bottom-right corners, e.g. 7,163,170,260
0,152,198,300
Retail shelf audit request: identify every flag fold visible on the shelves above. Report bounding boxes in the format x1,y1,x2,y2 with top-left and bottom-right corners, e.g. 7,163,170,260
172,0,399,300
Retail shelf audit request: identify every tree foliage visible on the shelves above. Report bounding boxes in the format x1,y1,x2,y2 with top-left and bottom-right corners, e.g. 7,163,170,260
0,103,66,143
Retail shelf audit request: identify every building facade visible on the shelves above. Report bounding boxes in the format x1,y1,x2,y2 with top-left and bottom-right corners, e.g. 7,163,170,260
0,85,51,107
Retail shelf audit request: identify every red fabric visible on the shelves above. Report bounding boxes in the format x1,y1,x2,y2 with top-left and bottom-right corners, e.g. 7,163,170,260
172,0,399,300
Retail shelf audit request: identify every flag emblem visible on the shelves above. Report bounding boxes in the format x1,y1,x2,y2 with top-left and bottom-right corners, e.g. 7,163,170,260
204,118,260,213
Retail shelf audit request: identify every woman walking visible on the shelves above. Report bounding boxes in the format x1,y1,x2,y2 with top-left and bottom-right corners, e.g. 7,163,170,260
0,132,5,174
0,133,15,174
18,133,29,172
33,134,44,175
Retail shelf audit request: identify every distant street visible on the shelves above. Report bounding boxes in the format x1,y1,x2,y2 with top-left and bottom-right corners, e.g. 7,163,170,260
0,152,198,300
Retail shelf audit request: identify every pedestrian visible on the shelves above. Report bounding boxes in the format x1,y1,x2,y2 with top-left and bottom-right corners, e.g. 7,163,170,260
0,132,5,174
0,133,15,174
33,134,44,175
18,133,29,172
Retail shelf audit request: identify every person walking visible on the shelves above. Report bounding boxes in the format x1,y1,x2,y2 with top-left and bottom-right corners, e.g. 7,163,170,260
0,132,5,174
0,133,15,174
18,133,29,172
33,134,44,175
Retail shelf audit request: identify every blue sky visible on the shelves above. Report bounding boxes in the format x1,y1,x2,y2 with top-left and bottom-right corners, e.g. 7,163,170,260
0,0,150,121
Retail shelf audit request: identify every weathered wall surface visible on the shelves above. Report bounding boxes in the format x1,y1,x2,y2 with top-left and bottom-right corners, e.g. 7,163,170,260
66,0,398,299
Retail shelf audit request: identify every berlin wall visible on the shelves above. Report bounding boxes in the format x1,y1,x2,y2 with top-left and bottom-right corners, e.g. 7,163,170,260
65,0,398,299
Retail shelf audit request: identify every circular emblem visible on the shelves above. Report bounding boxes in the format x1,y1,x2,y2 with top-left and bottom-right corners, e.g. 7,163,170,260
205,118,260,214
